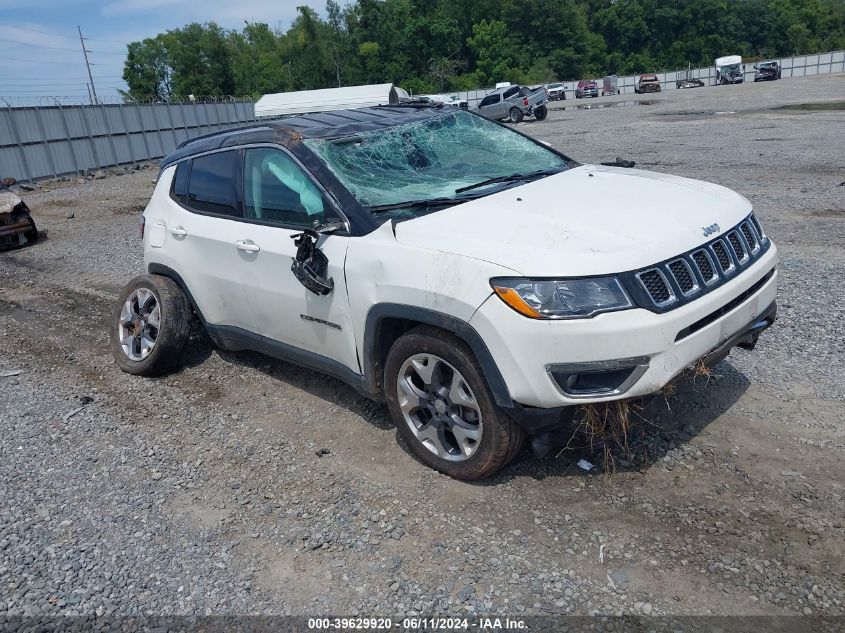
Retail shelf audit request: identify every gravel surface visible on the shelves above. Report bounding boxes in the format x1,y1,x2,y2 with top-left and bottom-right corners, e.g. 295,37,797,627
1,74,843,620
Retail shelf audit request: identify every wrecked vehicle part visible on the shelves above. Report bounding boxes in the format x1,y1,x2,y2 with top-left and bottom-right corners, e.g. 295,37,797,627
290,229,334,296
0,184,38,249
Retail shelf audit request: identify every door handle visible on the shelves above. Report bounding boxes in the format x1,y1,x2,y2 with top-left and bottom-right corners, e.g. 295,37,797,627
235,240,260,253
169,226,187,237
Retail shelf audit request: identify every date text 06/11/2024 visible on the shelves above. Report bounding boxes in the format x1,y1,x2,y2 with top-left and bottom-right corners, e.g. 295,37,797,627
307,617,528,630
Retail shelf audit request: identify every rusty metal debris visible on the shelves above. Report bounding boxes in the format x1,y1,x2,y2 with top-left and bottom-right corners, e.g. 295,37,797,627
0,180,39,250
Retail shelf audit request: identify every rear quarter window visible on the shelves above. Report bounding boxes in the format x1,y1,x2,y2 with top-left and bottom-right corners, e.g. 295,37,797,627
170,162,189,203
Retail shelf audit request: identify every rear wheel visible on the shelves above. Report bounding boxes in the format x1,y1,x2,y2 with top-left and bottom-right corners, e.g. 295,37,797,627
533,105,547,120
508,107,523,123
384,327,524,480
110,274,192,376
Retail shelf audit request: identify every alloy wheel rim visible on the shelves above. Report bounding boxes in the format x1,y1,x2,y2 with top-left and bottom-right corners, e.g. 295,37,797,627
396,353,483,462
118,288,160,361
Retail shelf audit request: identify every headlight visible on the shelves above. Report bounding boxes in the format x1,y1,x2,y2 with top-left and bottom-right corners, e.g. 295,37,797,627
491,277,633,319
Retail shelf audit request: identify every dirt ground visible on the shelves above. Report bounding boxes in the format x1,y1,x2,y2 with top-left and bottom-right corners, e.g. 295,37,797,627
1,74,843,621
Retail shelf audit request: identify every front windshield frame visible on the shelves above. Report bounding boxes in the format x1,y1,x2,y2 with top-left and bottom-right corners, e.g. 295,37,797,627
303,109,574,219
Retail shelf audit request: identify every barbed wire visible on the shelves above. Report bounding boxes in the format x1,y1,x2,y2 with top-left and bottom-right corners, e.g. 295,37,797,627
0,95,262,107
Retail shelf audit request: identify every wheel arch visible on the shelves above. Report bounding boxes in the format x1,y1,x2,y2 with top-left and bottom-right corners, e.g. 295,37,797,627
363,304,514,408
147,263,206,322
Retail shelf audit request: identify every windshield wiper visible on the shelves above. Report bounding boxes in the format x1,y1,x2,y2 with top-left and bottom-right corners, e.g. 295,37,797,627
455,168,563,194
369,196,468,214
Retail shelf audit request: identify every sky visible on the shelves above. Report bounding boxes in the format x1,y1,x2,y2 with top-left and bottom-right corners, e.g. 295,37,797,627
0,0,324,104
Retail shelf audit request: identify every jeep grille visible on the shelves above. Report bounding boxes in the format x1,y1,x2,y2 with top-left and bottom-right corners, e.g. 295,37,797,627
633,214,770,310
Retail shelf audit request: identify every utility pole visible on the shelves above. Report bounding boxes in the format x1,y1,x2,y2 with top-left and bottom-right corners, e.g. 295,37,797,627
78,26,98,105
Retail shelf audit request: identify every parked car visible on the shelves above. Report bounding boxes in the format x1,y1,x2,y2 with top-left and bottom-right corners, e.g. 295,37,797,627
544,82,566,100
424,93,469,109
754,61,781,82
473,85,548,122
715,55,745,84
635,74,661,93
601,75,619,96
112,104,778,480
676,66,705,89
575,80,598,99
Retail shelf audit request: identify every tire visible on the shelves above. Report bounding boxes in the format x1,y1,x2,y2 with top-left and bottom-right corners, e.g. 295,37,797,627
508,107,523,123
384,326,525,480
533,105,547,121
110,274,192,376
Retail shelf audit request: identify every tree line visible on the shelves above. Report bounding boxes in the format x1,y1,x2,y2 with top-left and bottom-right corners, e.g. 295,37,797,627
122,0,845,100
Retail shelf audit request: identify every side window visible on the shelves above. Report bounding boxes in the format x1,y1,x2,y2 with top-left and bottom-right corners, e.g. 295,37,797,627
170,161,188,203
186,151,241,217
243,147,332,228
503,87,519,99
479,94,500,107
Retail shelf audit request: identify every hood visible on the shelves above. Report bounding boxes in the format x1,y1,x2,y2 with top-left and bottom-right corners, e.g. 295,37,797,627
393,165,752,276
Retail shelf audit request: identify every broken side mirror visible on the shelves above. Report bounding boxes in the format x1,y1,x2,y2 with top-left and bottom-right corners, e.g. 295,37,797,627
290,228,334,296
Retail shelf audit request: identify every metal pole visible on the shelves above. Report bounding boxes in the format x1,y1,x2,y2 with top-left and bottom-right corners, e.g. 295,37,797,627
78,26,98,105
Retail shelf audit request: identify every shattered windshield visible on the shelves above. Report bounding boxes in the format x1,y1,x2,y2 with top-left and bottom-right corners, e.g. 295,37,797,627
304,110,568,212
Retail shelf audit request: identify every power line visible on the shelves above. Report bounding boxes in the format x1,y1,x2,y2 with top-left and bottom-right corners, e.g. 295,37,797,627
2,76,123,82
0,40,82,53
0,56,89,65
0,22,130,47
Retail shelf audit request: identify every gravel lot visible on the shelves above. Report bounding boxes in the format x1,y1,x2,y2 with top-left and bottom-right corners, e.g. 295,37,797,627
1,74,843,621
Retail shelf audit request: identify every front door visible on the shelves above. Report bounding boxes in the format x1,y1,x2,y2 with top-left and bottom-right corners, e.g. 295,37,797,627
233,146,360,373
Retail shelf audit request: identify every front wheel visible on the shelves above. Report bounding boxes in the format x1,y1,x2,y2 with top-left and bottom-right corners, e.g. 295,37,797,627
508,107,523,123
533,105,547,120
384,327,524,480
110,274,192,376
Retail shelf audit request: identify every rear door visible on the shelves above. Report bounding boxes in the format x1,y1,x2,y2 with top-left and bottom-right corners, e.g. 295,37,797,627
233,146,359,373
159,151,257,332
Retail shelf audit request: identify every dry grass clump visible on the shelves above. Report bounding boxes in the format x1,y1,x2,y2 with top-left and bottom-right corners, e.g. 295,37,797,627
559,398,650,472
559,358,721,472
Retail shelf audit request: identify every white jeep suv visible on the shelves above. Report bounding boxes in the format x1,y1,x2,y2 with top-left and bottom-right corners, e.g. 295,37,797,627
111,106,777,480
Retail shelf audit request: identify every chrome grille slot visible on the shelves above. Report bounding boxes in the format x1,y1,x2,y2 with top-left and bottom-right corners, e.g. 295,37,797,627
691,249,719,286
711,240,736,274
636,269,676,307
750,214,768,244
727,230,749,264
740,221,760,254
668,259,699,296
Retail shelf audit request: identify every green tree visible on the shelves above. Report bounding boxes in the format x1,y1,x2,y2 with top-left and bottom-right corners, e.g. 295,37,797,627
122,37,171,100
467,19,521,85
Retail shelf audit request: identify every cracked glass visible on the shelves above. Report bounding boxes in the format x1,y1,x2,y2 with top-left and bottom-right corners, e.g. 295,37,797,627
304,110,567,212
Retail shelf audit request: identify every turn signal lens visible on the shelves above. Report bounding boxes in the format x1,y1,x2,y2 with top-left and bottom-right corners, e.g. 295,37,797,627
492,286,542,318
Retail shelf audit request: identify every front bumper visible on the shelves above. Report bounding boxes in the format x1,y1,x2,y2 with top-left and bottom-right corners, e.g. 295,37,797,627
638,84,661,93
470,245,778,409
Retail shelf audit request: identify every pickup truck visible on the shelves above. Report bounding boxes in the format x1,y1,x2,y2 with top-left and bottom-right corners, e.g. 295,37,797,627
473,85,548,123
